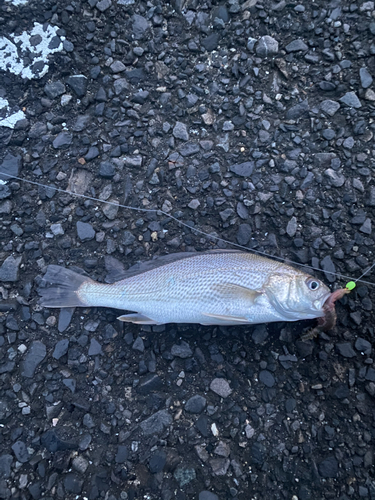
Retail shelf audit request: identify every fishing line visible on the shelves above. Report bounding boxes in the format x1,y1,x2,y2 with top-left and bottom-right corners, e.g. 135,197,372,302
1,171,375,287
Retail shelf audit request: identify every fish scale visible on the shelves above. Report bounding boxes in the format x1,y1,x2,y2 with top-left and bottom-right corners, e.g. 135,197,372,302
40,251,338,327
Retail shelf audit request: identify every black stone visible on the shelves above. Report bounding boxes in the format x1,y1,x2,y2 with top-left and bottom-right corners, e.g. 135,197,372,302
149,451,166,473
21,341,46,378
0,152,22,182
259,370,275,387
66,75,87,97
185,395,206,414
318,456,338,478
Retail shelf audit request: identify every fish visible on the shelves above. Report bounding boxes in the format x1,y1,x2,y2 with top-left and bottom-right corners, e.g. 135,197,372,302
39,250,349,330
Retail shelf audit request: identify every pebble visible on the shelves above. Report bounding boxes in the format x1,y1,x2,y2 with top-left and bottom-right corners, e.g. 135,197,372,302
53,132,73,149
66,75,87,97
285,39,308,52
229,161,254,177
44,81,65,99
171,341,193,358
256,35,279,57
210,378,232,398
199,491,219,500
320,99,340,116
259,369,275,387
173,122,189,141
11,441,29,463
148,451,166,473
285,100,309,120
236,223,252,245
318,456,338,478
140,410,172,436
21,341,46,378
52,339,69,359
0,256,22,281
0,152,22,181
76,221,95,241
185,395,207,414
336,342,356,358
360,67,373,88
340,92,361,108
286,217,297,237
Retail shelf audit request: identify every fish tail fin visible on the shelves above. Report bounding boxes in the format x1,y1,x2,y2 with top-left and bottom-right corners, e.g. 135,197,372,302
39,265,93,308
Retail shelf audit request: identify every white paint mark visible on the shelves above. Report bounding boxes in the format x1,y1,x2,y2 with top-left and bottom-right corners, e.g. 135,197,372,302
0,23,64,80
5,0,29,5
0,97,26,128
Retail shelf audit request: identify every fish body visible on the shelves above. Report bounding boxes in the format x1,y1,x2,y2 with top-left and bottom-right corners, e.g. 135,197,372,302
40,250,338,327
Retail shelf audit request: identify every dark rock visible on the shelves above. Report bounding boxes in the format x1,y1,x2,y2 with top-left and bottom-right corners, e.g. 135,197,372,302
201,33,220,51
320,255,336,283
318,456,338,478
355,337,372,355
285,39,308,52
0,455,13,478
173,122,189,141
229,161,254,177
236,223,252,245
320,100,340,116
11,441,29,463
259,370,275,387
122,230,135,246
137,374,163,394
84,146,100,161
179,142,200,156
210,378,232,397
88,338,102,356
140,410,172,436
0,152,22,182
66,75,87,97
72,115,91,132
64,473,84,494
360,67,373,88
199,492,219,500
0,256,22,282
52,339,69,360
256,36,279,57
41,430,77,453
44,81,65,99
171,341,192,358
285,100,309,120
21,341,46,378
115,445,128,464
174,466,196,486
185,395,206,414
336,343,356,358
0,184,11,200
149,451,166,473
58,308,75,333
53,132,73,149
195,414,209,437
132,14,149,39
76,221,95,241
340,92,361,108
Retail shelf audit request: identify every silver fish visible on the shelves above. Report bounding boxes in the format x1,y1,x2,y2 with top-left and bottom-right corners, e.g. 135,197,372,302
39,250,348,329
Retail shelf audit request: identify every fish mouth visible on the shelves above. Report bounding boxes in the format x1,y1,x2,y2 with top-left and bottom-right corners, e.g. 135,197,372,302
313,292,332,312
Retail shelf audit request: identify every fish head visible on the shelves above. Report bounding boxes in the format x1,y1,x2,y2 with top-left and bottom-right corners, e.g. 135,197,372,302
264,271,332,321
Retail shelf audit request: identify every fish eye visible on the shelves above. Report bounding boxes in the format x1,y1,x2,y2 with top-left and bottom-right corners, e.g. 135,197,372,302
306,278,320,291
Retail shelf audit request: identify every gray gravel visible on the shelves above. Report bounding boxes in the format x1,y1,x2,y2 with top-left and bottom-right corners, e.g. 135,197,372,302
0,0,375,499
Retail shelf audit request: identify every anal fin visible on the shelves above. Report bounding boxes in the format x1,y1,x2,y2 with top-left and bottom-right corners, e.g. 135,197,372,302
117,313,161,325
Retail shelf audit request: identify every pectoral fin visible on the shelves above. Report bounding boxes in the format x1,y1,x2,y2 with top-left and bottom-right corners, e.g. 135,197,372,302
212,283,263,303
201,312,250,324
117,313,161,325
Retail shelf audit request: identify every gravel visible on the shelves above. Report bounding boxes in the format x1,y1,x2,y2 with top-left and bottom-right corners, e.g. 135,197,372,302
0,0,374,498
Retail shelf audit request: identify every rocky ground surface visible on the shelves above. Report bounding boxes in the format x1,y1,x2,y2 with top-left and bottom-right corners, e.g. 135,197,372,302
1,0,375,498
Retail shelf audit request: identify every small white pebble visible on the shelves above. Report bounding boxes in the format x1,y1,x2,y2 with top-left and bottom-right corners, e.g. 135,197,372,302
18,344,27,354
